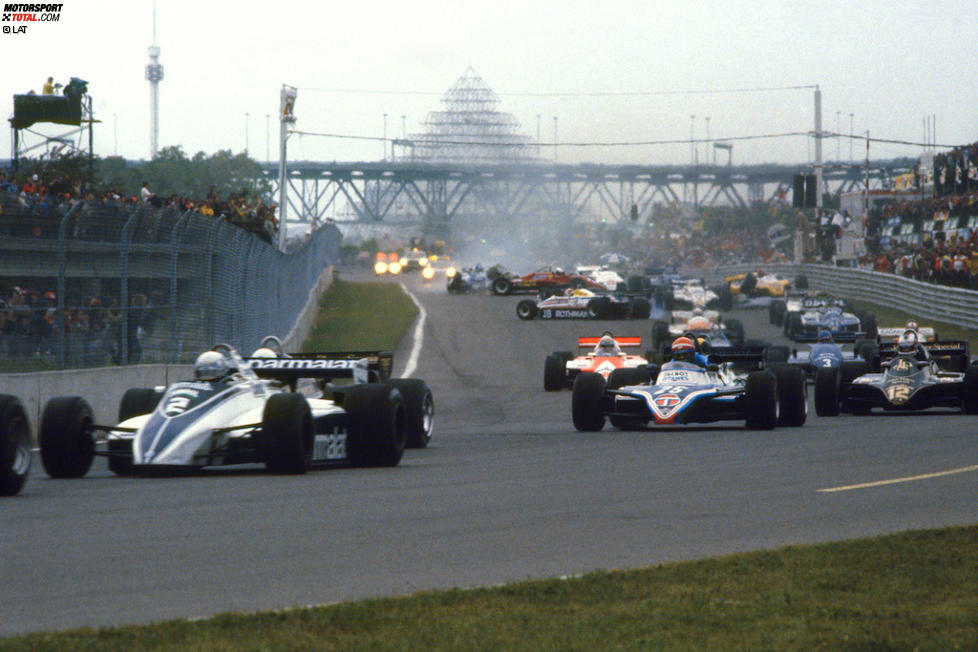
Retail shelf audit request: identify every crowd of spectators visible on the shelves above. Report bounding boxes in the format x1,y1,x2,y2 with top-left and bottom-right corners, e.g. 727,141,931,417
0,282,166,369
933,141,978,198
0,168,279,243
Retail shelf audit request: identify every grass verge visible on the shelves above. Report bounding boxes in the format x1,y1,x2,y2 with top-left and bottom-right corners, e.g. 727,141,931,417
4,525,977,649
301,278,419,352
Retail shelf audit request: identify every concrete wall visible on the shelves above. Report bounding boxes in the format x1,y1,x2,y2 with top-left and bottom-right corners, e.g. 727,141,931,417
0,266,334,437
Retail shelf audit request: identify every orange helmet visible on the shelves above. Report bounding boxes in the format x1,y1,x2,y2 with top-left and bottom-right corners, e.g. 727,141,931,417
671,336,695,362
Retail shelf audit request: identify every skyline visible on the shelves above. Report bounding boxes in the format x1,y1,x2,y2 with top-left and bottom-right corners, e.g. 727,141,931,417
1,1,975,167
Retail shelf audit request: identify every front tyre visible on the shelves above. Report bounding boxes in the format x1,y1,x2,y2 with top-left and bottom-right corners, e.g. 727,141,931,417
261,393,314,474
572,372,606,432
963,366,978,414
516,299,537,320
744,371,778,430
0,395,31,496
491,277,512,296
39,396,95,478
544,354,567,391
389,379,434,448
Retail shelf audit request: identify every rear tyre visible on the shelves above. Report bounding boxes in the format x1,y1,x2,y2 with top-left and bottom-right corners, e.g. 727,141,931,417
860,313,878,340
344,384,407,467
794,274,809,290
814,366,841,416
745,371,778,430
768,299,785,325
786,314,802,340
725,318,745,346
516,299,537,320
963,366,978,414
764,345,790,364
651,320,671,352
389,379,434,448
572,372,606,432
261,393,313,474
0,395,31,496
628,298,652,319
740,273,758,296
718,285,734,312
39,396,95,479
771,364,807,426
544,354,567,391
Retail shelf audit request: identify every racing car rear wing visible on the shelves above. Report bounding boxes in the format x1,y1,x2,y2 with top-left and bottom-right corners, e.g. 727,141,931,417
878,340,968,359
660,344,766,364
246,351,394,384
578,336,642,349
877,326,936,342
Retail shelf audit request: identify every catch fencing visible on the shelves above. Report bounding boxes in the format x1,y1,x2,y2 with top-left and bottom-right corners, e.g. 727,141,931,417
692,262,978,330
0,194,340,371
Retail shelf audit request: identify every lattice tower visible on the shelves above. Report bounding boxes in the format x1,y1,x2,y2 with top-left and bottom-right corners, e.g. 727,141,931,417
406,67,536,164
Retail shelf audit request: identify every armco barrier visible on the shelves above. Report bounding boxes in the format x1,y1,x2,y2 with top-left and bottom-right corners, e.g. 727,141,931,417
689,262,978,330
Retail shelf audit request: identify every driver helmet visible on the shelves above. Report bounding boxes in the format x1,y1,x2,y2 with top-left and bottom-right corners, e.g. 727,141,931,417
904,320,919,333
817,329,833,343
595,335,620,356
687,316,711,331
671,336,695,362
897,330,918,354
554,267,565,275
475,263,484,271
692,307,703,316
251,347,278,359
195,350,230,380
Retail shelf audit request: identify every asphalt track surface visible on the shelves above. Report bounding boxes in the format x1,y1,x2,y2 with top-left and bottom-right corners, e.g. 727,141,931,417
4,274,978,635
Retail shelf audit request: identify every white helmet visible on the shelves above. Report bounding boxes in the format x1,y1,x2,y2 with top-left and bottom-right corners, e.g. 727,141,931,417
250,347,278,359
896,330,917,354
195,350,230,380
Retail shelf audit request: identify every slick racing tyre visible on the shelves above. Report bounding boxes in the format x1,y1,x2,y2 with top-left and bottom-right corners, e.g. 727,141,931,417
725,318,745,346
0,395,31,496
744,371,778,430
963,366,978,414
860,313,878,340
112,387,164,474
572,372,606,432
771,364,807,426
628,298,652,319
261,392,314,474
344,384,406,467
491,277,512,296
39,396,95,479
769,299,786,325
607,367,651,389
544,354,567,391
587,297,610,319
516,299,538,320
717,285,734,312
389,379,434,448
814,366,841,416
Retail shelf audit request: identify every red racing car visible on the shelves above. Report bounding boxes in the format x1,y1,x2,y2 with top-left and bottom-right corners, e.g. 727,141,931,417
490,265,608,296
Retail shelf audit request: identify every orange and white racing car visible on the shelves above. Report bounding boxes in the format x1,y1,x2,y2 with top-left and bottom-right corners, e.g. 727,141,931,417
543,333,650,391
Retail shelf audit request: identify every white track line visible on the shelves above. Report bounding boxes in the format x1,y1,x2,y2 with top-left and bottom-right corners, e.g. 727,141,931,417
817,464,978,493
399,283,426,378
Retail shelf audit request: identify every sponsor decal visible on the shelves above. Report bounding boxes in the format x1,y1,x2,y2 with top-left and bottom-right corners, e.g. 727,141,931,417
248,358,360,370
541,309,590,319
314,430,347,460
654,394,681,408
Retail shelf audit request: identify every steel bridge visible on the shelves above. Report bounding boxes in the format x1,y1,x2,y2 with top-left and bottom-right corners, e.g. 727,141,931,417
262,158,918,227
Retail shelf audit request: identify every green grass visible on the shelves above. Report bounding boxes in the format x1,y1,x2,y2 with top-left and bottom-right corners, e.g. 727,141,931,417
4,526,978,650
302,279,419,352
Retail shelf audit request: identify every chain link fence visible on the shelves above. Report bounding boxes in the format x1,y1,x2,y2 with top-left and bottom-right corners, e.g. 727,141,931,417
0,194,340,372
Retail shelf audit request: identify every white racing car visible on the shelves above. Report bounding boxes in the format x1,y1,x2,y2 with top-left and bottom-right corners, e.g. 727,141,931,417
38,337,434,477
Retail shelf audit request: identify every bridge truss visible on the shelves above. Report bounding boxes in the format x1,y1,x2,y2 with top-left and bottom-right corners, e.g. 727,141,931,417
262,158,917,228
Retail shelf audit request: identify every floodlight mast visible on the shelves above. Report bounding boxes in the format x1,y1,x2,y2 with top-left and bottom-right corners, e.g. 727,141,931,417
277,85,297,251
